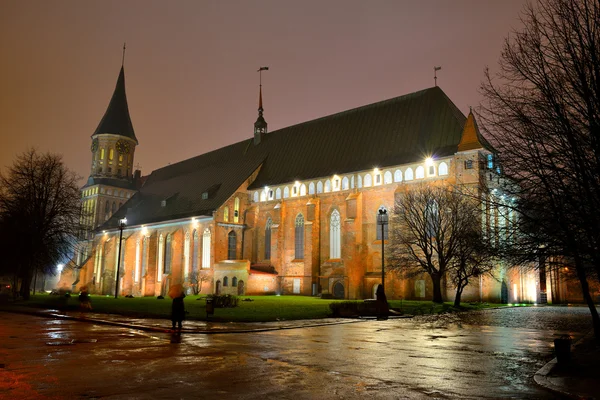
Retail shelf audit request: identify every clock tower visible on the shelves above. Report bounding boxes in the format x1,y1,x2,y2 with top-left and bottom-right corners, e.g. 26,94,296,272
80,65,140,246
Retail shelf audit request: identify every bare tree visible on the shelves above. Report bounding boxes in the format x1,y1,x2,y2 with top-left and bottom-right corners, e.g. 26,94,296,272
388,184,488,304
0,149,81,299
479,0,600,338
187,269,212,295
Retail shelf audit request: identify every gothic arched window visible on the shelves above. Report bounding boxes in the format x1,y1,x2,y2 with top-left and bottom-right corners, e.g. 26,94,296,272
416,166,425,179
202,229,211,268
330,209,341,259
295,214,304,259
164,233,172,274
192,230,199,273
265,217,272,260
439,162,449,176
228,231,236,260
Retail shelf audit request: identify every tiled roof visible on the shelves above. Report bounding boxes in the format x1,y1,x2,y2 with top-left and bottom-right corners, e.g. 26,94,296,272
93,67,138,143
102,86,469,230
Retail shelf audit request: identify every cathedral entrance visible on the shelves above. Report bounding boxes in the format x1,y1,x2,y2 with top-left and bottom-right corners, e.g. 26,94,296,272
333,281,344,299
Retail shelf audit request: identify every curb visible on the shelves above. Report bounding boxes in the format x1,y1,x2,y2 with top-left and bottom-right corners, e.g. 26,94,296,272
1,307,367,334
533,331,593,399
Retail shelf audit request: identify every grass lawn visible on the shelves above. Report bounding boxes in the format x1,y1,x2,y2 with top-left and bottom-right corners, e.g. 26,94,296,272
13,293,511,322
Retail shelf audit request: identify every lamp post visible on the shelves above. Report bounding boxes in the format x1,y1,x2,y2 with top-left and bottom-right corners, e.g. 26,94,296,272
114,217,127,299
377,207,388,293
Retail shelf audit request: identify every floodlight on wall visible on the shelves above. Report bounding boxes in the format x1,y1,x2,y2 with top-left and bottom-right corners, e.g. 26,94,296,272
425,157,434,166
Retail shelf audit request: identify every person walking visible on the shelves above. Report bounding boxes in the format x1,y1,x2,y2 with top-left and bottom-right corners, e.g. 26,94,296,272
171,293,186,332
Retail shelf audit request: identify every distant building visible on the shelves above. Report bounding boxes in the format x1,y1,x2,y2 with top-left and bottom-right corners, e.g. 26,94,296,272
60,65,587,304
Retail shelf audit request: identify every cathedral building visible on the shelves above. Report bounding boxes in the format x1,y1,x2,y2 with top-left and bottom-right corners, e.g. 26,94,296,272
62,65,560,304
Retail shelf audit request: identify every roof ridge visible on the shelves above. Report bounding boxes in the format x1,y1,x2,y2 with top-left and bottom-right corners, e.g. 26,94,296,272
268,87,440,134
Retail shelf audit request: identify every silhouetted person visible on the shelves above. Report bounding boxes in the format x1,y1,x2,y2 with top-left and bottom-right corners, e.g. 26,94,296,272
376,285,388,320
171,294,185,331
78,288,92,311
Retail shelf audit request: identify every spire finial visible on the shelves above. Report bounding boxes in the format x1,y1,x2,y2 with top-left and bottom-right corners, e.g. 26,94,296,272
257,67,269,113
434,66,441,86
122,42,126,67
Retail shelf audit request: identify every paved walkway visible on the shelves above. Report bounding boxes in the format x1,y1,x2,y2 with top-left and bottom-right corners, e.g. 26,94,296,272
3,304,598,398
535,331,599,399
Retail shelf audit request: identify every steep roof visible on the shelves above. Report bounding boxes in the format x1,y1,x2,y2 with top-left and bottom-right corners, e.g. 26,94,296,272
102,86,468,229
93,67,138,143
249,86,466,189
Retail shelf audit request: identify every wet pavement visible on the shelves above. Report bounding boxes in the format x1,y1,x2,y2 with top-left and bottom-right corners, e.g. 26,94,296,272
0,306,594,399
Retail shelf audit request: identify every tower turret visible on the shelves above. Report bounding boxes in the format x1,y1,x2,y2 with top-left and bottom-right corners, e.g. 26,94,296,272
254,67,269,145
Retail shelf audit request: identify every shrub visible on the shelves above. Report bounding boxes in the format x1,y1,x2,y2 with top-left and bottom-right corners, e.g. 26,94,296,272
329,301,378,317
207,294,238,308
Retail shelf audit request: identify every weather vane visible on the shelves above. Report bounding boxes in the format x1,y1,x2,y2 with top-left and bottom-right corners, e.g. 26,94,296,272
434,66,441,86
258,66,269,86
122,42,126,66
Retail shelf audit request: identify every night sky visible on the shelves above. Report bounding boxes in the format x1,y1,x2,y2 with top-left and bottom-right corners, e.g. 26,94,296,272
1,0,526,183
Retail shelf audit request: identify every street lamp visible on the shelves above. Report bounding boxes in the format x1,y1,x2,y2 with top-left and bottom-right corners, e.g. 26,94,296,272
114,217,127,298
377,206,388,293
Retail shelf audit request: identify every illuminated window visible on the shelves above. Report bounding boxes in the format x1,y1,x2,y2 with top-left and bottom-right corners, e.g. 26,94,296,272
405,168,414,180
364,174,372,187
253,192,259,202
234,198,240,222
192,230,199,273
164,233,172,274
487,154,494,169
394,169,402,182
325,180,331,192
342,177,349,190
202,229,211,268
283,187,290,198
416,166,425,179
108,148,114,164
100,148,105,160
265,217,272,260
184,231,190,279
135,239,141,282
300,184,306,196
292,186,298,196
141,237,148,277
295,214,304,259
330,209,341,259
375,174,382,185
317,181,323,194
228,231,236,260
439,162,449,175
224,207,229,222
357,175,362,188
261,191,267,201
276,188,282,199
384,171,392,184
118,154,123,166
157,234,164,282
309,182,315,195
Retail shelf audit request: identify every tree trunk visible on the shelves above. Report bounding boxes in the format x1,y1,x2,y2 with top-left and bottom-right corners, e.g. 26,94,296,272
20,275,31,300
575,263,600,341
431,274,444,303
454,284,465,308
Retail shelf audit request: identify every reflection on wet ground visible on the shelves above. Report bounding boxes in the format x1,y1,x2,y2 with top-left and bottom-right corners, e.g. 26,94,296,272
1,306,593,399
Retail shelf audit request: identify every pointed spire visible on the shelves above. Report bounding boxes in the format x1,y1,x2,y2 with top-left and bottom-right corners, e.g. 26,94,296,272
457,108,483,152
254,67,268,145
93,66,138,143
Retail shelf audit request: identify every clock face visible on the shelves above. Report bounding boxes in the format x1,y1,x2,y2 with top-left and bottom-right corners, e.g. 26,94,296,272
91,139,99,152
116,139,131,155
